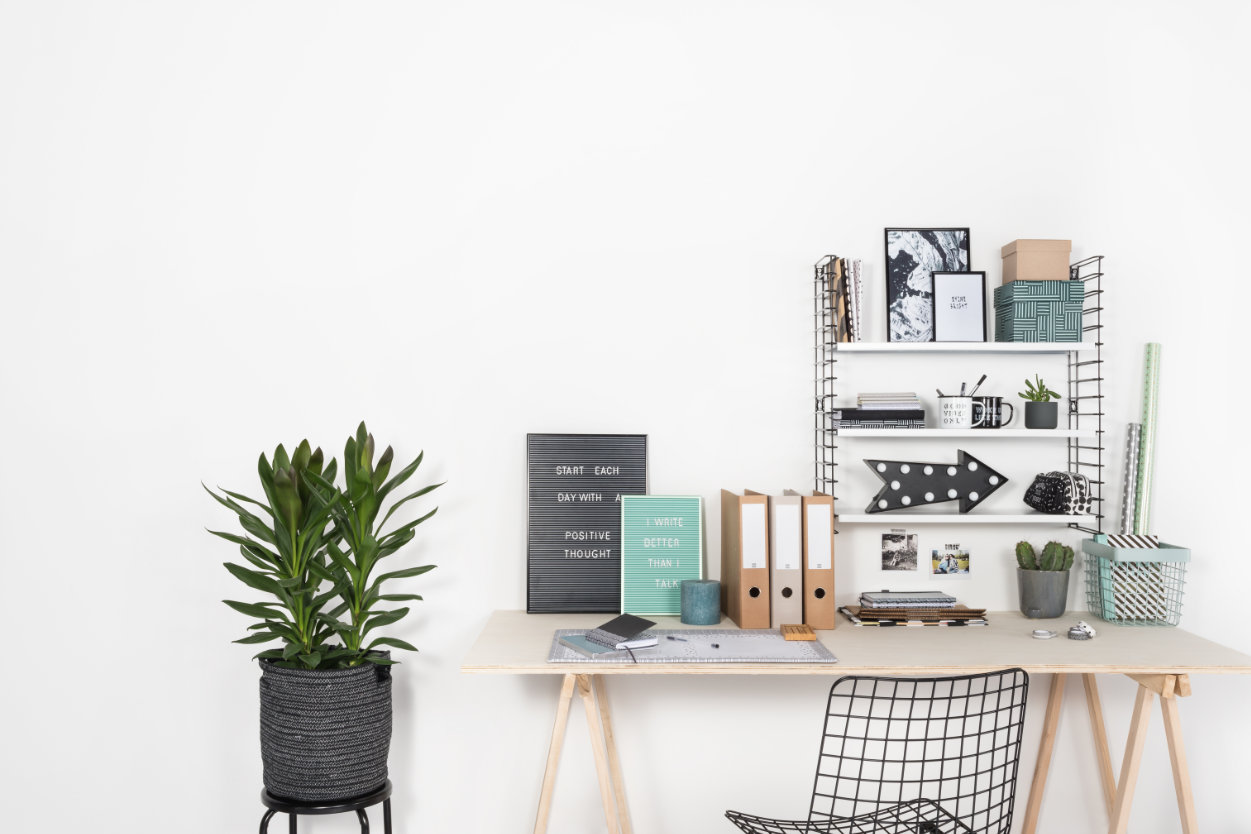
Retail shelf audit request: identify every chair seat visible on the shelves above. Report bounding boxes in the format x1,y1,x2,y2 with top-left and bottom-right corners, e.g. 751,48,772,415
727,797,970,834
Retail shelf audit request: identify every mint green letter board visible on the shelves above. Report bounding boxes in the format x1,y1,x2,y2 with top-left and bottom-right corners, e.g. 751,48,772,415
621,495,704,615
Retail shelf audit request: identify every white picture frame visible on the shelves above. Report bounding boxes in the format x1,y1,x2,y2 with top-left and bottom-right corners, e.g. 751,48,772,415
932,270,987,342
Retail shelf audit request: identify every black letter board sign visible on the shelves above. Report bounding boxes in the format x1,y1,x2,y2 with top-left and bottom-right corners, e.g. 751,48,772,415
527,433,648,613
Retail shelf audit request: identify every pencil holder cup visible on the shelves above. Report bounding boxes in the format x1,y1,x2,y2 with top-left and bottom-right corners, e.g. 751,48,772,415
681,579,721,625
939,396,984,429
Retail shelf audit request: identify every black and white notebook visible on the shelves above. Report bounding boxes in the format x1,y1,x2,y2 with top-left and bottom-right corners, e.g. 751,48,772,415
584,614,657,649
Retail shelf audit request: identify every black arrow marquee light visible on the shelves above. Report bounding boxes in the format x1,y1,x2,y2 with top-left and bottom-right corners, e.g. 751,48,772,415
863,450,1008,514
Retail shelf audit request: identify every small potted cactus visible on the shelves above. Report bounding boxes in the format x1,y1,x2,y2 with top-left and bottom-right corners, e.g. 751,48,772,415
1015,540,1074,618
1018,374,1062,429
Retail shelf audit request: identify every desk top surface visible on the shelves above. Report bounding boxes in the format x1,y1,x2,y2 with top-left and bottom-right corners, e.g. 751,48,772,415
460,610,1251,676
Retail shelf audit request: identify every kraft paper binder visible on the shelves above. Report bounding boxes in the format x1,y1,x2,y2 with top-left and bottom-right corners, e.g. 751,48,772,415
769,491,805,628
720,489,771,629
801,491,836,630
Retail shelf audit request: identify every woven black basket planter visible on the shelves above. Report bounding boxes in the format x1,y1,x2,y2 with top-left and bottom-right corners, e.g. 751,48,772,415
259,658,392,802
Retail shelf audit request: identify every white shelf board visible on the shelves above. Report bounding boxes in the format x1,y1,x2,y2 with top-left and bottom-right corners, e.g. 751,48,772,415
834,342,1095,354
835,428,1096,439
835,512,1097,525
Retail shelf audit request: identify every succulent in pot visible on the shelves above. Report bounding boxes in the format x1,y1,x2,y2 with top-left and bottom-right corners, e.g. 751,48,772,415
1019,374,1062,430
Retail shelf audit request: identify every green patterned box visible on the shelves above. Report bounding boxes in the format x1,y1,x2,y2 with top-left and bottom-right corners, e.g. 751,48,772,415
620,495,703,615
993,279,1084,342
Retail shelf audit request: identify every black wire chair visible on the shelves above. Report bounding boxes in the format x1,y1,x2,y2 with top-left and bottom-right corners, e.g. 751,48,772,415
726,669,1030,834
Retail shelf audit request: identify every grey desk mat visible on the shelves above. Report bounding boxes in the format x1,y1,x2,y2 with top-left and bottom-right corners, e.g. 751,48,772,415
548,628,838,664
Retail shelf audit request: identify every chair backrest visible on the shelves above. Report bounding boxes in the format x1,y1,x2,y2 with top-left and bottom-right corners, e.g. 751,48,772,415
808,669,1029,834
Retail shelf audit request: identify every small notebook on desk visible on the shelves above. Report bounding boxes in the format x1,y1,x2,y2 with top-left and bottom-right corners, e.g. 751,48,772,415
559,614,659,657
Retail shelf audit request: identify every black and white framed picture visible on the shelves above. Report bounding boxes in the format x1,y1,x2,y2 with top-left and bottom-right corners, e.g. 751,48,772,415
932,270,987,342
884,228,971,342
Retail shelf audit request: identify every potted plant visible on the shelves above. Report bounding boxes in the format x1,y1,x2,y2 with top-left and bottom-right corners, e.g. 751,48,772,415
1018,374,1061,429
1015,540,1074,618
206,424,442,802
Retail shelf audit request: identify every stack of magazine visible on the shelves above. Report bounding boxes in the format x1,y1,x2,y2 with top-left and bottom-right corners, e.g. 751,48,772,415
840,590,987,627
832,393,925,430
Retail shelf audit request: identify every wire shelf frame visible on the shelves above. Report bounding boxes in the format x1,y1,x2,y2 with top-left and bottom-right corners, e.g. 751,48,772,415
813,252,1106,535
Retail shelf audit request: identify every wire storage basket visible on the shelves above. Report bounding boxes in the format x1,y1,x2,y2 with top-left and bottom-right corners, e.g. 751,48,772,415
1083,537,1189,626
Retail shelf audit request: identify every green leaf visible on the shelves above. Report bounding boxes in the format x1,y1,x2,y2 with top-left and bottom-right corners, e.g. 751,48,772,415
378,482,444,530
298,652,321,668
378,593,423,602
207,530,279,563
376,451,425,504
282,641,302,660
363,655,398,666
371,564,436,587
234,632,280,645
367,636,417,652
253,649,284,662
223,562,283,595
362,607,410,636
223,599,288,620
220,487,275,517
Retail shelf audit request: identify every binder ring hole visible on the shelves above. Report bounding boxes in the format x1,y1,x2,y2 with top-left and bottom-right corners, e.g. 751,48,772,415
749,586,761,598
781,587,793,598
814,588,827,599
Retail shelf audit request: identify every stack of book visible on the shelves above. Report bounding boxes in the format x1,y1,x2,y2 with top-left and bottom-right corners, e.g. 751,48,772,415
832,392,925,429
840,590,988,627
828,257,864,343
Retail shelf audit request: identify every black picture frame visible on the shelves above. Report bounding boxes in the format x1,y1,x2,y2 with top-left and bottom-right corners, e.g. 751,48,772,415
884,228,971,342
932,270,987,342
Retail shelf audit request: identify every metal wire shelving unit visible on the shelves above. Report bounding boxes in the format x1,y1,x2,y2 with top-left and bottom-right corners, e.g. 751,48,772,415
813,254,1106,533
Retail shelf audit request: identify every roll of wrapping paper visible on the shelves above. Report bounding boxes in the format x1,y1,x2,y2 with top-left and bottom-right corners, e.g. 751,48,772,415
1134,343,1162,535
1120,423,1142,535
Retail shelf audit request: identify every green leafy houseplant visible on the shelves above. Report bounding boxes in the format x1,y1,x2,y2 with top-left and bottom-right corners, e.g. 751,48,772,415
312,422,444,667
1015,541,1075,571
1018,374,1061,403
207,425,442,669
205,441,344,669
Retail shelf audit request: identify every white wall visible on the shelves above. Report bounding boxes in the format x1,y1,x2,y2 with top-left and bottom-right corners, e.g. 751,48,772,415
2,1,1249,831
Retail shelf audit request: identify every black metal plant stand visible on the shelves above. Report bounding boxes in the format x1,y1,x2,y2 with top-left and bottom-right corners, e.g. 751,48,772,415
259,780,393,834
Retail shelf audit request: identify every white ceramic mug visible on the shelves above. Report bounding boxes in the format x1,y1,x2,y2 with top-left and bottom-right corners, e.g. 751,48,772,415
939,396,985,429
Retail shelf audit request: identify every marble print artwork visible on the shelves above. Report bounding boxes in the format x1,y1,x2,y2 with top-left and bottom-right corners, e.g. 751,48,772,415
886,229,970,341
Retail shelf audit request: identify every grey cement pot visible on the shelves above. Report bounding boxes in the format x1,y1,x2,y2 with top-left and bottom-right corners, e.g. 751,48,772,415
1024,401,1059,429
1017,569,1070,618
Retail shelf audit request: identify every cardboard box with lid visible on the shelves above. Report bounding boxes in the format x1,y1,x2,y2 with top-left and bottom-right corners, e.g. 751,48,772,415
1001,239,1071,283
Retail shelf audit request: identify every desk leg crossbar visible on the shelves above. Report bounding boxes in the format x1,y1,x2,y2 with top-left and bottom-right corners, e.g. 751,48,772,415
1022,672,1197,834
534,673,632,834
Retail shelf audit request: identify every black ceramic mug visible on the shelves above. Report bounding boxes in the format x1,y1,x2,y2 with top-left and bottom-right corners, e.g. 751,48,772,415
972,396,1015,429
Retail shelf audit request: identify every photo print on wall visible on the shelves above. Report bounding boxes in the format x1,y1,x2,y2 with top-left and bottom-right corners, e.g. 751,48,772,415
885,228,971,342
881,530,918,571
932,543,971,577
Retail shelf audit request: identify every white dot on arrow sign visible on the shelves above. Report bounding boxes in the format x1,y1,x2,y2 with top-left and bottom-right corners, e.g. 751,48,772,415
990,476,999,485
969,461,979,471
891,480,900,490
901,464,910,473
924,466,933,475
948,489,958,499
878,499,888,509
970,491,979,501
902,496,911,505
947,466,957,476
877,463,887,473
925,492,935,501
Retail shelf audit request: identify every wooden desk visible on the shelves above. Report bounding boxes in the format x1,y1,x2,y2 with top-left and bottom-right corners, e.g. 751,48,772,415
462,610,1251,834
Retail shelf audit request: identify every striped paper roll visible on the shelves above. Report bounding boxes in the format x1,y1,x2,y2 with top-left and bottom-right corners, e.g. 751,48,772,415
1105,533,1160,549
1120,423,1141,535
1134,343,1162,535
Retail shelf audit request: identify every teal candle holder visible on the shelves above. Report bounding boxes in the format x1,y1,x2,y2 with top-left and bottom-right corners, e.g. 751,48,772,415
681,579,721,625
